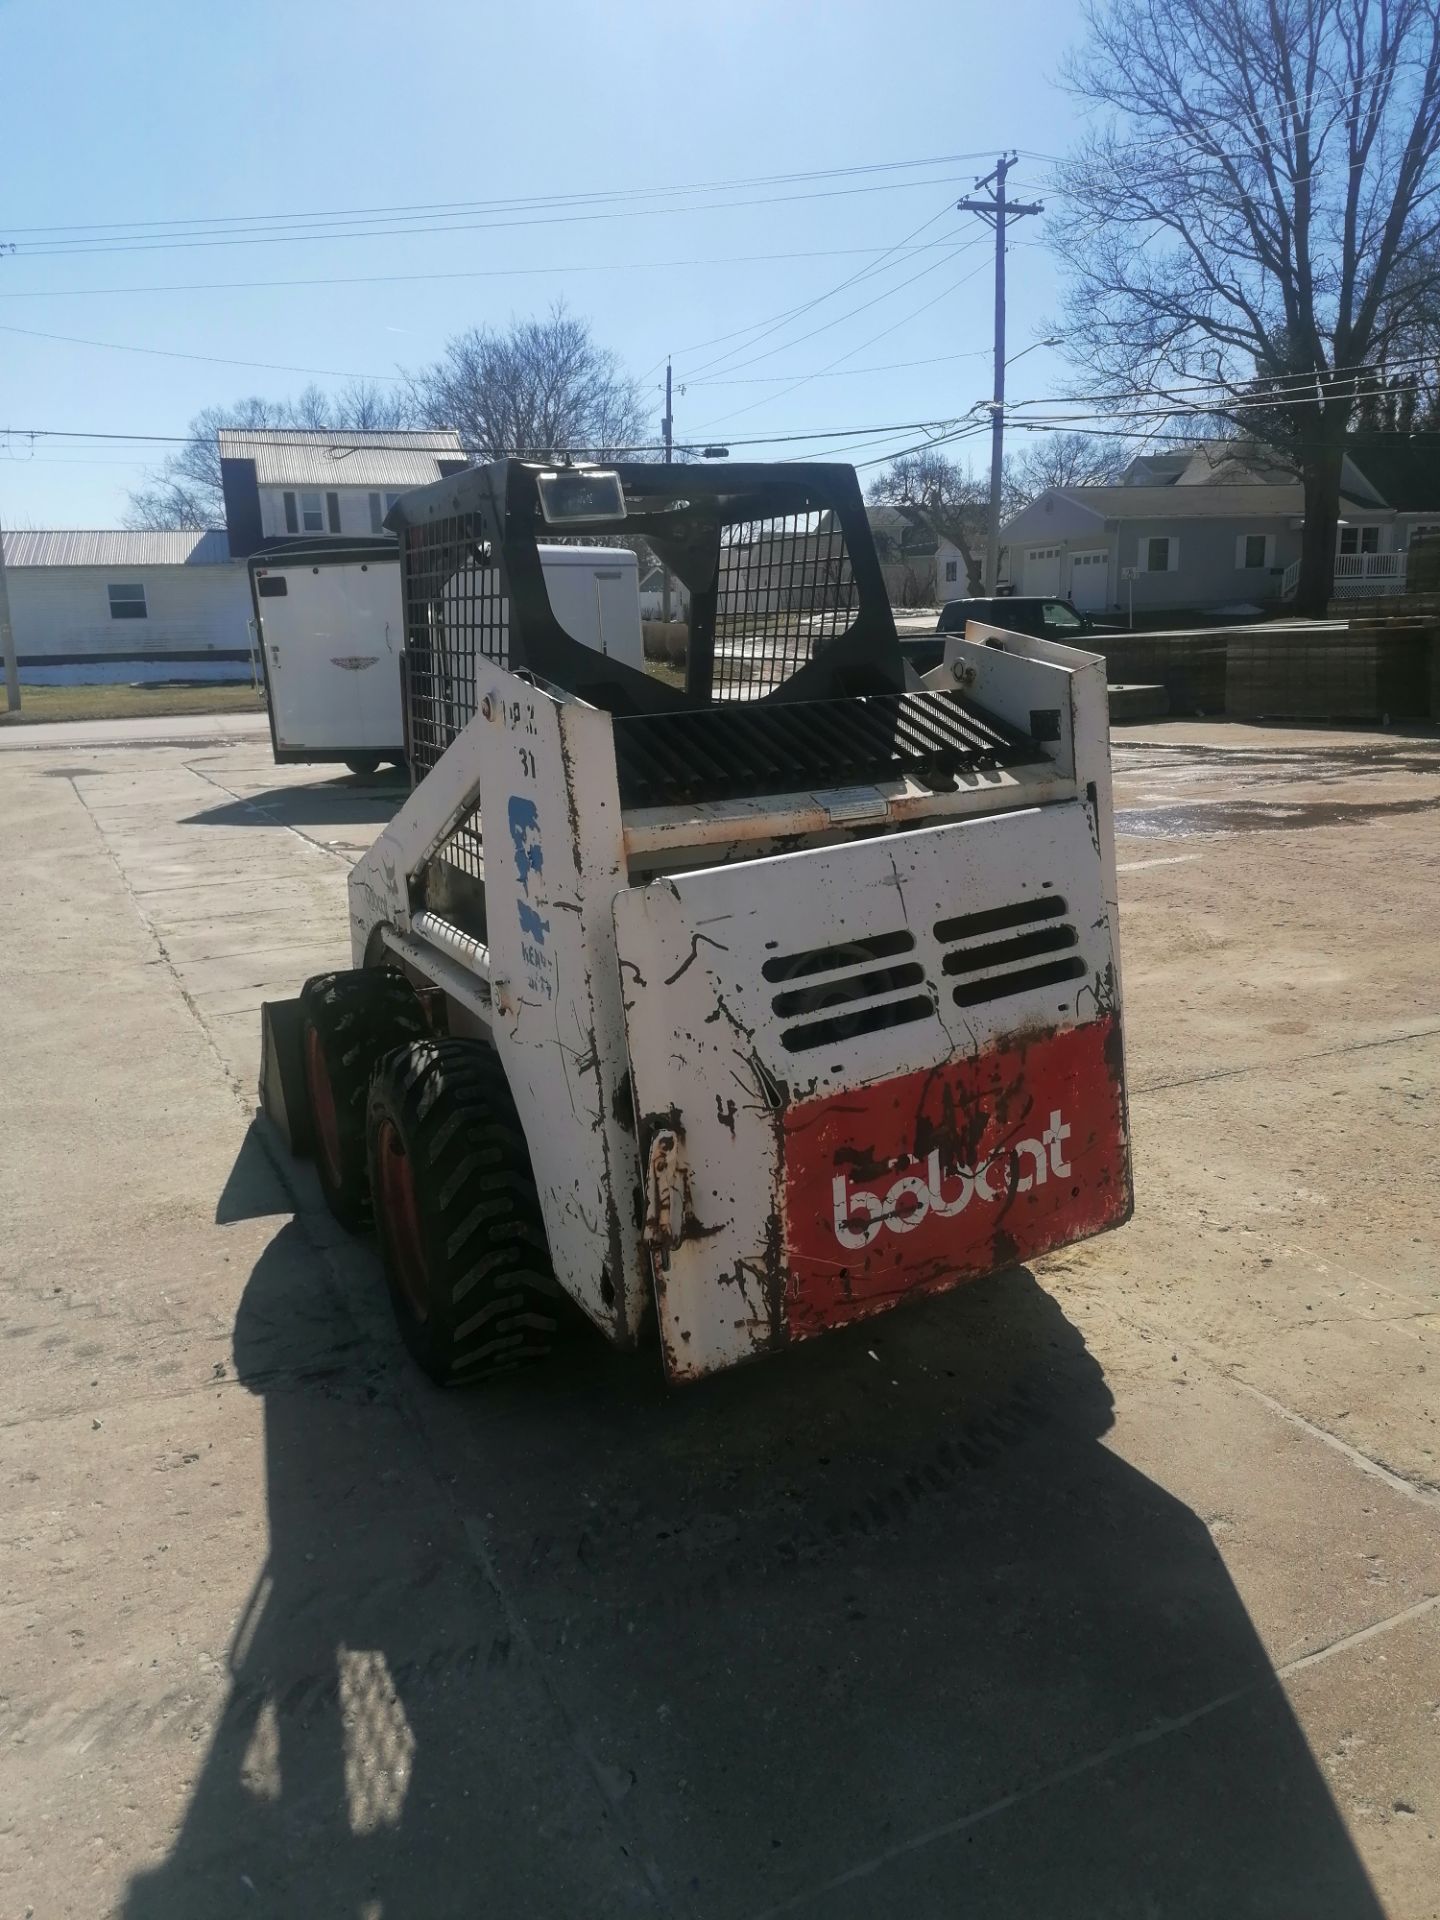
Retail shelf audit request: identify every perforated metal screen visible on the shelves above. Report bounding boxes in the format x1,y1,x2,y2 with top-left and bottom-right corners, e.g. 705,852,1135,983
713,511,857,700
400,514,505,880
401,517,505,763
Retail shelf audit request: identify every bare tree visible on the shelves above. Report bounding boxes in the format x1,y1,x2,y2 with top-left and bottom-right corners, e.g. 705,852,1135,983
867,450,989,592
1006,429,1131,505
124,382,415,529
408,304,649,460
1053,0,1440,612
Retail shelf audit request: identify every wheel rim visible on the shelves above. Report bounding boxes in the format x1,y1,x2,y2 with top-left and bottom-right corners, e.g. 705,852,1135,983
376,1117,429,1323
304,1025,343,1189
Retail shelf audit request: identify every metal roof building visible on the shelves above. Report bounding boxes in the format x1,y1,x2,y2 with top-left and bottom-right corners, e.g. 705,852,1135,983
2,524,252,684
217,428,469,555
2,528,233,568
216,428,467,490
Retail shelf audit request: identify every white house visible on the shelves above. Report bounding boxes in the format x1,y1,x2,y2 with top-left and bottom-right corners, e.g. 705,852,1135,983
217,428,468,555
638,564,690,622
0,529,253,684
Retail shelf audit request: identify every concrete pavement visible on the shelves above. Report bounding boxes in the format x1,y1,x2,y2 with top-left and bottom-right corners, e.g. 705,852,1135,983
1,719,1437,1918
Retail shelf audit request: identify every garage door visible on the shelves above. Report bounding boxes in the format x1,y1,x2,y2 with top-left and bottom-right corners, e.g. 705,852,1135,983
1023,546,1062,596
1069,550,1108,612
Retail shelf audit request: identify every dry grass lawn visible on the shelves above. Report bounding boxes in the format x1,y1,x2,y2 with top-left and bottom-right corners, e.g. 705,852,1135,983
0,683,266,726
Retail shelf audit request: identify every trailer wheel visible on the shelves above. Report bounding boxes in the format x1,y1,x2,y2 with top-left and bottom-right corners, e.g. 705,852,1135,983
366,1039,562,1386
345,755,381,778
299,969,428,1231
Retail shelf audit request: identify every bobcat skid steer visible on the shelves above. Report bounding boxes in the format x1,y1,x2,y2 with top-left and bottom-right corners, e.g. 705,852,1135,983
259,458,1133,1386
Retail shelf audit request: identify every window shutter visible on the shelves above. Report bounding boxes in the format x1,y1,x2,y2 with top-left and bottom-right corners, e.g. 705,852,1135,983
369,492,383,535
326,492,341,533
1235,534,1247,569
283,490,298,534
1168,537,1180,571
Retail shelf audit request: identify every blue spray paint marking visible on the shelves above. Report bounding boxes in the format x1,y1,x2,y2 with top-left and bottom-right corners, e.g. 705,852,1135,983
517,899,550,947
508,796,543,893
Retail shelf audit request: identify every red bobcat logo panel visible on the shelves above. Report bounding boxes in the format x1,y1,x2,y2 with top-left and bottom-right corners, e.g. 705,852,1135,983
781,1016,1130,1335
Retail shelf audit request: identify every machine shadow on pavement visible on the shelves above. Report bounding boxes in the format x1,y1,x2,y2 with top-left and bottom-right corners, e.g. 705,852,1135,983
122,1130,1383,1920
179,773,407,834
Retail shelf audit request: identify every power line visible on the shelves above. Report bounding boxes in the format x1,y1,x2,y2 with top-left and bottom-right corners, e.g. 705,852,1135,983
683,234,986,391
690,253,993,434
674,198,961,369
0,416,978,455
2,173,984,262
0,240,955,306
685,344,995,385
0,320,399,383
0,153,1005,240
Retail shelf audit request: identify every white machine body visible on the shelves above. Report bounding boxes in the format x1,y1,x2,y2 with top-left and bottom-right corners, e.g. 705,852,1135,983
348,623,1133,1381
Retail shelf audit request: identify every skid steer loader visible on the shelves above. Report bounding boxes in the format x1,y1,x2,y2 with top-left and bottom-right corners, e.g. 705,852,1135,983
260,458,1132,1385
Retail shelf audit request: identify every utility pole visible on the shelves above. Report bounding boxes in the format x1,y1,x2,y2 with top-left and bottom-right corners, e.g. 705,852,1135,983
0,507,19,714
661,357,673,623
958,154,1042,593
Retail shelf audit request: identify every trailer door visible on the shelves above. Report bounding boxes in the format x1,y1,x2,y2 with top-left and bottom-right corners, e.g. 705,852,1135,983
257,559,403,756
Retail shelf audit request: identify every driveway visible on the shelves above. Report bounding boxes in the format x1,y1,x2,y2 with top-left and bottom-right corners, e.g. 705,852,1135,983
1,717,1437,1918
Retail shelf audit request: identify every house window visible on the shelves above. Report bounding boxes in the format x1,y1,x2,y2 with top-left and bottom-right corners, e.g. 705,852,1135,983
107,583,147,620
370,491,406,534
1239,534,1269,569
1338,525,1379,555
300,491,325,533
1143,535,1177,573
944,559,958,584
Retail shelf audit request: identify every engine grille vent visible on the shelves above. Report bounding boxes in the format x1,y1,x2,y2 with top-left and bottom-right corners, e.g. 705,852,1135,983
935,895,1087,1009
763,931,934,1054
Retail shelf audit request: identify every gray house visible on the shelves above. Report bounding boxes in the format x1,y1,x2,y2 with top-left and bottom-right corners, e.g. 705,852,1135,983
999,442,1437,614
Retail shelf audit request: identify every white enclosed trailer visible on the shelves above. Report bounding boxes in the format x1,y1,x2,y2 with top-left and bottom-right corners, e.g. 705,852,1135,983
249,538,645,774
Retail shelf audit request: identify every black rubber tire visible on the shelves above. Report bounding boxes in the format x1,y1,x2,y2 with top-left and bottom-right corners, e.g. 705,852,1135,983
345,754,381,778
299,969,428,1232
366,1038,562,1386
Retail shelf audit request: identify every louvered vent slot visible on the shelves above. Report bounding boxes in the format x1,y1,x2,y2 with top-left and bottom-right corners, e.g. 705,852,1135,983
936,895,1087,1010
764,931,934,1054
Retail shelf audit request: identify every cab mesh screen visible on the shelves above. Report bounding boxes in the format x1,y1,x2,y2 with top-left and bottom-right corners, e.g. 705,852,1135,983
713,511,856,699
402,515,504,787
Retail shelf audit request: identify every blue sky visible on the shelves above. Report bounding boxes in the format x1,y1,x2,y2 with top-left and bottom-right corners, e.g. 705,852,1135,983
0,0,1087,528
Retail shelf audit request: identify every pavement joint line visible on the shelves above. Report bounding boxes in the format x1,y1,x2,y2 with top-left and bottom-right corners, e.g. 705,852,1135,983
1221,1371,1440,1515
1131,1020,1440,1097
1116,855,1200,870
1275,1591,1440,1675
1100,1300,1440,1516
742,1586,1440,1920
183,759,357,870
63,763,669,1911
456,1516,675,1916
65,771,269,1118
0,731,265,754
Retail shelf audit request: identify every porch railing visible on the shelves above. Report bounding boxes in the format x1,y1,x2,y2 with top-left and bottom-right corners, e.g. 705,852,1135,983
1333,552,1406,599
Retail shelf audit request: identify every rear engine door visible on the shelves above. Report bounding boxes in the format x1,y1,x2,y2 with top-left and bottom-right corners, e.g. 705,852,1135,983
613,803,1132,1381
